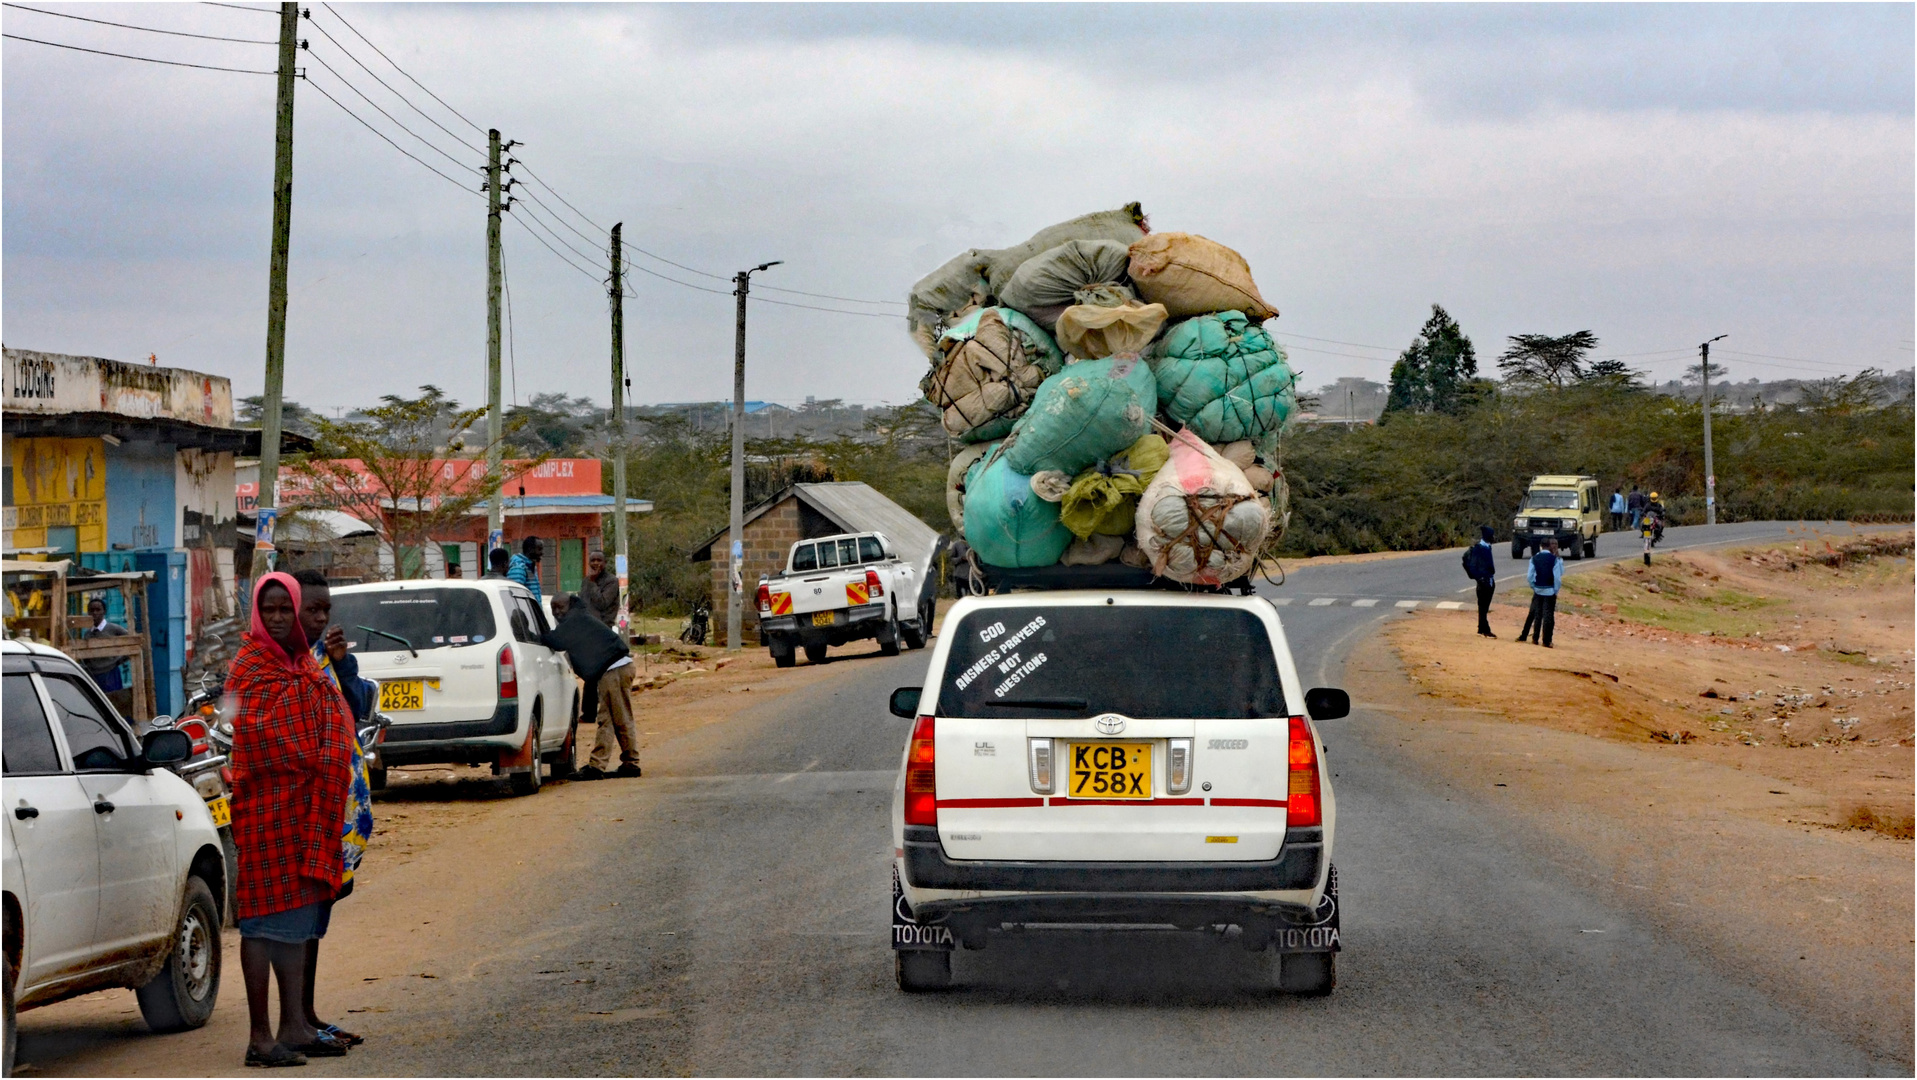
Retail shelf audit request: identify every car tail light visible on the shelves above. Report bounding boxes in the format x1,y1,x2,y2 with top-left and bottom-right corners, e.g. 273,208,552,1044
903,715,937,825
1027,737,1054,794
865,568,884,599
497,644,518,701
756,584,772,613
1167,737,1192,795
1287,716,1321,827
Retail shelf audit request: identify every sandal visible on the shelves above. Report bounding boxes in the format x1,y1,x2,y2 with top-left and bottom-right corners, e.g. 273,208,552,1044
244,1044,308,1068
321,1024,364,1046
285,1033,349,1058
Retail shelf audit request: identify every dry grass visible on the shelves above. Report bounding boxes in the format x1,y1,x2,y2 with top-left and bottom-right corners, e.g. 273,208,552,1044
1843,803,1917,840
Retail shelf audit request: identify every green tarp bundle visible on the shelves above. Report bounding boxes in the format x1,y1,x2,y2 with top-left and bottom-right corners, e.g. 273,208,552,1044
961,446,1074,568
1149,311,1296,444
1001,355,1158,477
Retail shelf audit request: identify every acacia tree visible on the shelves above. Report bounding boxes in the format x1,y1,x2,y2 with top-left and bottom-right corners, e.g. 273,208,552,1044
1384,305,1481,417
1578,358,1643,388
286,385,545,580
1498,331,1599,387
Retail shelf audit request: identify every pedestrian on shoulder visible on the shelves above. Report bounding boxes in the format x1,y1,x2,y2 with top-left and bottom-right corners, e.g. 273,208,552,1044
1626,486,1646,531
579,550,622,627
1609,489,1626,531
1461,526,1499,638
507,536,543,599
543,594,641,780
1518,539,1563,648
227,573,354,1067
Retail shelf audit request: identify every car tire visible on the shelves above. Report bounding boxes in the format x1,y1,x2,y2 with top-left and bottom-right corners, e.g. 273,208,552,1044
367,765,388,792
803,643,828,665
1585,535,1597,559
773,650,796,668
135,875,221,1032
895,950,951,992
1276,951,1335,996
900,621,926,651
1510,540,1525,560
510,715,544,796
5,916,18,1078
878,616,903,657
219,828,240,927
547,717,578,781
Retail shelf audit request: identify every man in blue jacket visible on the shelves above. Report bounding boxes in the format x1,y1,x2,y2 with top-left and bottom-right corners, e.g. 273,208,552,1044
1519,539,1563,647
1461,525,1498,638
508,536,544,600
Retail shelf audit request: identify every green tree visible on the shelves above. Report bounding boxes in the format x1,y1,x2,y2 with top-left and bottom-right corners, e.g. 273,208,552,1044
1384,305,1481,417
1578,358,1643,388
1498,331,1599,387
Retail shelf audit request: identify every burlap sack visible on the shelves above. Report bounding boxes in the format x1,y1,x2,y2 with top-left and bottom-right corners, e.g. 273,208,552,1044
998,239,1136,331
1128,233,1276,322
1135,428,1270,585
945,441,996,531
981,203,1149,296
1055,302,1169,361
924,308,1063,442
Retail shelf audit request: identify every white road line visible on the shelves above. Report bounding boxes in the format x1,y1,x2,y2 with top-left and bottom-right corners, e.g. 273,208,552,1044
1395,600,1420,609
1308,598,1338,606
1270,597,1292,606
1352,599,1378,607
1435,601,1464,610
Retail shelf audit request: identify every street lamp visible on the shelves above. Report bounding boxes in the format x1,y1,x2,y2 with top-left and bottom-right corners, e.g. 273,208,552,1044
728,260,782,651
1700,334,1726,526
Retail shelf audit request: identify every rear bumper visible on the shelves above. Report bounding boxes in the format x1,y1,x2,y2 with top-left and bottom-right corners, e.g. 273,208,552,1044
377,701,520,764
902,824,1323,893
760,603,888,641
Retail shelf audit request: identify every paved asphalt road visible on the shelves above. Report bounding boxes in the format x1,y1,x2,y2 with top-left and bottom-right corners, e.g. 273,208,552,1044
345,521,1902,1075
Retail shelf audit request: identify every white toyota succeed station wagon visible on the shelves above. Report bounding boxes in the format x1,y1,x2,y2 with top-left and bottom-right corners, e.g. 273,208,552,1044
888,591,1345,994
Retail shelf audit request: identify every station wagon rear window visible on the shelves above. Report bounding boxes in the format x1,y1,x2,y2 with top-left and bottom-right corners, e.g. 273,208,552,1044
330,588,497,652
936,606,1285,719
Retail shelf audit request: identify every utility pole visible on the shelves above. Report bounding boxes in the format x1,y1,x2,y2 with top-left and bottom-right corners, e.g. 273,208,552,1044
727,260,781,651
484,129,514,559
609,224,630,632
253,1,300,573
1700,334,1726,526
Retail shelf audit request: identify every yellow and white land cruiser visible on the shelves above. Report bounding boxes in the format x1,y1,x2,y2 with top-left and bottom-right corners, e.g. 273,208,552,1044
1510,474,1602,560
886,591,1345,995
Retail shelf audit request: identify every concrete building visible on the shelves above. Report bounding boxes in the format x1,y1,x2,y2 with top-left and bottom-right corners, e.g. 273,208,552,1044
689,481,941,646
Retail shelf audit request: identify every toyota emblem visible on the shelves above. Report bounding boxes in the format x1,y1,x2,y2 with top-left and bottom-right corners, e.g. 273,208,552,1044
1094,714,1126,735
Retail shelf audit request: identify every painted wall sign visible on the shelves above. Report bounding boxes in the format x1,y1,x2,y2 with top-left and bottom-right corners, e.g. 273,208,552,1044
2,348,234,427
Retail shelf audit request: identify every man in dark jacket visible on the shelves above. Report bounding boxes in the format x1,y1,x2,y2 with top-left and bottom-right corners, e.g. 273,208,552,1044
1626,486,1647,531
1461,526,1498,638
542,594,639,780
1519,540,1564,647
578,551,621,627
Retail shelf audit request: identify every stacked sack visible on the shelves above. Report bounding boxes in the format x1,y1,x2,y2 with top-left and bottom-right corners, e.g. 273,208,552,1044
908,203,1296,586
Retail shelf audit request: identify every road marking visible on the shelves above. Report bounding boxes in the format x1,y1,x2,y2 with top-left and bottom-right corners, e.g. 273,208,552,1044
1308,598,1338,606
1395,600,1420,609
1270,597,1292,606
1435,601,1464,610
1352,598,1378,607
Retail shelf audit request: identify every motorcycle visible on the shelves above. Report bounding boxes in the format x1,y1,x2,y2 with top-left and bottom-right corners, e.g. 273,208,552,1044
1639,509,1664,565
680,599,710,646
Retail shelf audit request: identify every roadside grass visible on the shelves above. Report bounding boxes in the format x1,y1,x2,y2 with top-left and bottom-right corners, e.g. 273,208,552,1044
1561,557,1786,638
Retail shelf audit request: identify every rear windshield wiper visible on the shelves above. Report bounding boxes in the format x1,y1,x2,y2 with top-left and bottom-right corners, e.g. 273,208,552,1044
976,697,1089,712
356,625,418,657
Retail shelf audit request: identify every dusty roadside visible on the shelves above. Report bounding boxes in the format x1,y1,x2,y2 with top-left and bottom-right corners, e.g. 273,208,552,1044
1358,534,1915,1064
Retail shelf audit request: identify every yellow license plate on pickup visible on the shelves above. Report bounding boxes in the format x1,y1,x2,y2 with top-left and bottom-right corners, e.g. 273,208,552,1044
811,611,835,627
1068,742,1152,799
380,680,424,711
206,796,231,828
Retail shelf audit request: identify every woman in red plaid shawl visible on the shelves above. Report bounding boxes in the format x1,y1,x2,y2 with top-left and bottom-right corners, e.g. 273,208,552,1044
228,572,352,1067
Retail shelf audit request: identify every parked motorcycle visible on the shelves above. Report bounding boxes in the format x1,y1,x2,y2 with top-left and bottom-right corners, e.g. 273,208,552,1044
680,599,711,646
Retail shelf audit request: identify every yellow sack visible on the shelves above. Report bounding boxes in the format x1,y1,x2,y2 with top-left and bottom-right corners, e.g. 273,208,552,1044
1055,302,1169,361
1128,233,1276,322
1058,433,1170,540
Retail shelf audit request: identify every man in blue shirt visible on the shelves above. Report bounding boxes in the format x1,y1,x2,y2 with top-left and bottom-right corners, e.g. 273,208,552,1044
1609,488,1626,531
1519,539,1563,647
507,537,544,600
1460,525,1499,638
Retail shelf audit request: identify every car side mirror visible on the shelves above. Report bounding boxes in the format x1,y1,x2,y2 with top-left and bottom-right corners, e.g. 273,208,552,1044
142,729,193,766
1304,687,1350,722
889,686,922,719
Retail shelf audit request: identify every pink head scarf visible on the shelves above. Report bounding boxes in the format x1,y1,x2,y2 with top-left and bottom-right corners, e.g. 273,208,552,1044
248,570,310,669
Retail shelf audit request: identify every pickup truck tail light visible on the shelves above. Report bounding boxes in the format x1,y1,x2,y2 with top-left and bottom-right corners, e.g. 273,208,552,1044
865,568,884,599
497,644,518,701
1287,716,1321,827
903,715,937,826
756,584,772,614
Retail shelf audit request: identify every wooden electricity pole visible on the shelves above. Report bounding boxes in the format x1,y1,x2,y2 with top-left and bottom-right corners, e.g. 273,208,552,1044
254,1,300,570
485,129,506,555
609,223,630,629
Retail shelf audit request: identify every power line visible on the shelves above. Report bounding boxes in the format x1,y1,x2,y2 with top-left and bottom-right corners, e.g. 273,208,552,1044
512,195,612,274
1717,348,1864,372
749,295,897,319
511,160,613,236
303,9,482,155
504,209,606,285
2,31,275,72
319,2,485,137
303,47,479,175
199,1,278,13
301,74,479,195
3,3,277,43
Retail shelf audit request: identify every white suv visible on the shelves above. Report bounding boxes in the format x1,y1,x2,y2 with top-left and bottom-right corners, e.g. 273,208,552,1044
888,591,1345,994
3,639,227,1073
327,580,579,795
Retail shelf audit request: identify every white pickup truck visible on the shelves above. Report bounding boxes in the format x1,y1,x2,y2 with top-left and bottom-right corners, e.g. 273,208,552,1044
755,532,938,667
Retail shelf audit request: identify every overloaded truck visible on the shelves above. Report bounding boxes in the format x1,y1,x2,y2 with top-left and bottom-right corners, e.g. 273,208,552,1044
755,532,938,666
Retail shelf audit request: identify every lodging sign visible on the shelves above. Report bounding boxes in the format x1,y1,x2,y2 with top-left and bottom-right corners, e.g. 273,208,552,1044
3,348,234,428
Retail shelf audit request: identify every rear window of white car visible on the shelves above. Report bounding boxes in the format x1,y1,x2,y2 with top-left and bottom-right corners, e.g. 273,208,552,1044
332,588,498,652
937,606,1286,719
791,537,884,572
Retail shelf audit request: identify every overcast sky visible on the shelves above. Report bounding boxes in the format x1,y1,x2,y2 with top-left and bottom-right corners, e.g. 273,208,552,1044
4,3,1911,415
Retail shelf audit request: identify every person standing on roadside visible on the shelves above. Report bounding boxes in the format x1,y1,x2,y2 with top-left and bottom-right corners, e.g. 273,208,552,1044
289,570,372,1051
543,593,641,780
1609,488,1626,531
1461,526,1499,638
484,547,511,579
1518,539,1563,648
579,550,622,628
508,537,544,600
227,573,352,1067
1626,485,1647,531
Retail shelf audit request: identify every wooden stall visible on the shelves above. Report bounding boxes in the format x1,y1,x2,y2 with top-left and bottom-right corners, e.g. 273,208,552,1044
3,560,158,721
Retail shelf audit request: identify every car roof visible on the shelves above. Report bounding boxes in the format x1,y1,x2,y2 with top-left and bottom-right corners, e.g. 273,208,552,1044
1530,474,1595,486
330,579,527,596
0,637,72,661
945,590,1272,610
800,531,884,545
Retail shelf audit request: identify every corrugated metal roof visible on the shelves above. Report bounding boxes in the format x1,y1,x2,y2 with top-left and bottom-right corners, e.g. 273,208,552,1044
793,483,941,565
